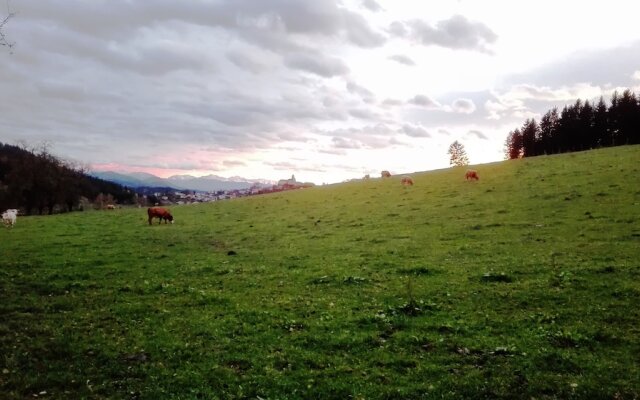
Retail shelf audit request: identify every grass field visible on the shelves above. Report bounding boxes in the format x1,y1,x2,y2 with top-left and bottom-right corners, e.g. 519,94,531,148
1,145,639,399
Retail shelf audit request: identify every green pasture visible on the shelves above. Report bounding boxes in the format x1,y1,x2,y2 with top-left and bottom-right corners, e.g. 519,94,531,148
1,145,639,399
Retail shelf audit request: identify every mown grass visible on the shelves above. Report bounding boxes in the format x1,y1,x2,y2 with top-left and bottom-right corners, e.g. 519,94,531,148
1,145,639,399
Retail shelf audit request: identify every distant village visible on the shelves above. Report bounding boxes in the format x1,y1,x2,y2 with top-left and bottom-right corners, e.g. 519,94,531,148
150,175,315,206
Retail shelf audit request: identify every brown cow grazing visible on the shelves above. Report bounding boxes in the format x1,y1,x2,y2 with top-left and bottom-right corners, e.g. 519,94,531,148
148,207,174,225
381,170,391,178
401,176,414,186
465,169,479,181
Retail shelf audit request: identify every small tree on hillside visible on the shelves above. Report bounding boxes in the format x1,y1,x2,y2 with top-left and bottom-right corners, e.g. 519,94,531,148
447,140,469,166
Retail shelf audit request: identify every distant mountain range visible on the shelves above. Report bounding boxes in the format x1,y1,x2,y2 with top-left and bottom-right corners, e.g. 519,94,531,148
91,171,275,192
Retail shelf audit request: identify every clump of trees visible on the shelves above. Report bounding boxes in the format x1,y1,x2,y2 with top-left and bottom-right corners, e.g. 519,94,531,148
505,89,640,159
0,143,135,215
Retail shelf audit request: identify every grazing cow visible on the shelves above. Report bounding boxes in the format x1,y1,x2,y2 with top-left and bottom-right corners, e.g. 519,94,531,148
381,170,391,178
401,176,414,186
2,209,18,228
106,204,116,210
147,207,174,225
465,169,479,181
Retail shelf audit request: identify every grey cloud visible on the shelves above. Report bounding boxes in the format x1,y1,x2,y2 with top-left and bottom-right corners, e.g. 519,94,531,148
392,15,497,53
14,19,214,76
319,148,347,155
388,54,416,66
333,136,362,149
265,161,298,170
467,130,489,140
346,81,375,101
348,108,378,120
284,53,349,77
388,21,407,37
226,51,266,74
19,0,385,50
389,136,408,146
503,41,640,88
322,96,338,108
35,81,99,103
323,124,400,150
409,94,440,108
401,124,431,138
403,90,509,128
343,13,386,48
178,99,268,127
2,0,391,177
362,0,383,12
381,98,403,107
277,130,315,142
452,98,476,114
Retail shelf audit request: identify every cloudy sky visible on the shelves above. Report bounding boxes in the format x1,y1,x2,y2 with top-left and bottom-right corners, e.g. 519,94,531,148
1,0,640,184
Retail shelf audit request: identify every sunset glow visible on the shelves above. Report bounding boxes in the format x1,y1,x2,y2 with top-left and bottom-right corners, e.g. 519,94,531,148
2,0,640,184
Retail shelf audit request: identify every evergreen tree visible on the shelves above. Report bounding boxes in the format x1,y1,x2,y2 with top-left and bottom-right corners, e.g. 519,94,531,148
504,88,640,158
592,97,608,148
504,129,523,160
616,89,640,144
447,141,470,166
520,119,538,157
538,108,559,154
557,104,580,153
577,100,594,150
609,91,620,146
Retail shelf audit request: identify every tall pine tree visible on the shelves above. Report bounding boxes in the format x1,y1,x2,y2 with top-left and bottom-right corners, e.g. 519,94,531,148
521,119,538,157
592,97,608,148
539,108,559,154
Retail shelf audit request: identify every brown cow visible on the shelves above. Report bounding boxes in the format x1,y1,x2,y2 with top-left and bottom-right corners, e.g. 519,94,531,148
147,207,174,225
381,170,391,178
465,169,479,181
401,176,414,186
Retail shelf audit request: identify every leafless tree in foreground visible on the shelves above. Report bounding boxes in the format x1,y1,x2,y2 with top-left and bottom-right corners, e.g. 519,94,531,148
0,2,15,50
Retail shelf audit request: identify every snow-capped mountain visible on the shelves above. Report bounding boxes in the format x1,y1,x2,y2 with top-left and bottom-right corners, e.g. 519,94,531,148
91,171,274,192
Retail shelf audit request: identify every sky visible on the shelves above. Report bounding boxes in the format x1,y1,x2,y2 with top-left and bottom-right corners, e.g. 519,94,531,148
1,0,640,185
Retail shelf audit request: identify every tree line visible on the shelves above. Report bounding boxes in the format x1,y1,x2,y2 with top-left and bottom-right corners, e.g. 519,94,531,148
0,143,136,215
505,89,640,159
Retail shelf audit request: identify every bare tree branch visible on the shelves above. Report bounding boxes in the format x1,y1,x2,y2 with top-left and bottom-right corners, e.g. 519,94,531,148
0,1,15,50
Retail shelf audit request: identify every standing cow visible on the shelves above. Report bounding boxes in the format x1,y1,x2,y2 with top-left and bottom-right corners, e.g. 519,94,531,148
465,170,479,181
381,170,391,178
2,209,18,228
147,207,174,225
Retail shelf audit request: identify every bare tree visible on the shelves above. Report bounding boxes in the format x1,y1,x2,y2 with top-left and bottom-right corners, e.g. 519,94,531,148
0,2,15,50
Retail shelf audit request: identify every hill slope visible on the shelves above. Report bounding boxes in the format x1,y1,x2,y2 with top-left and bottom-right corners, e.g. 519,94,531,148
1,145,639,399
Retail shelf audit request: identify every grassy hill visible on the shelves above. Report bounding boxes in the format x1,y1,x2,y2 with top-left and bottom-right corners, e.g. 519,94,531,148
1,145,639,399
